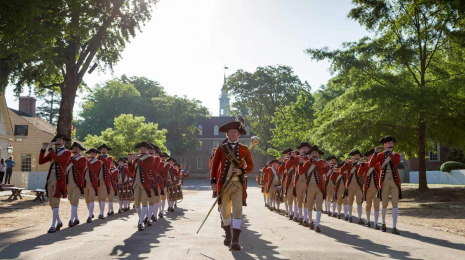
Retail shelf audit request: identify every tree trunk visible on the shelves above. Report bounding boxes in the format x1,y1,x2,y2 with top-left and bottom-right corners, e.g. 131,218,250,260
418,120,428,191
56,72,79,141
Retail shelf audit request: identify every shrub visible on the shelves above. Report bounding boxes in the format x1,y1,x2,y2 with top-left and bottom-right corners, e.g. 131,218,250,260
440,161,465,172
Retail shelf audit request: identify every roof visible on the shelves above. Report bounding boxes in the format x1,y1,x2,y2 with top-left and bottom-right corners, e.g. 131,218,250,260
9,108,56,136
197,116,254,138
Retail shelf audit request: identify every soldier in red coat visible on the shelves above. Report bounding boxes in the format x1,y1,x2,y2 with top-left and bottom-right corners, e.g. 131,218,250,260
277,148,293,218
210,119,254,251
263,159,281,212
109,164,119,216
157,152,169,218
369,136,402,234
116,157,129,213
97,144,114,219
66,142,87,227
299,146,325,232
340,150,365,224
128,141,155,231
147,144,161,223
39,133,72,233
163,158,180,212
84,148,102,223
359,149,382,229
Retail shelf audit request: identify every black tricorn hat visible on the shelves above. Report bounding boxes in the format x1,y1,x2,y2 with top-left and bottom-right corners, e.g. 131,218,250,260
161,152,169,157
85,148,100,154
308,145,320,153
282,148,293,154
269,159,279,165
219,122,247,135
149,143,159,151
173,163,181,167
97,144,112,151
70,142,86,151
134,141,152,149
293,150,301,155
318,149,325,155
117,157,125,162
51,133,71,142
379,135,397,144
349,150,362,156
327,155,337,161
297,142,311,149
167,158,176,163
364,149,375,157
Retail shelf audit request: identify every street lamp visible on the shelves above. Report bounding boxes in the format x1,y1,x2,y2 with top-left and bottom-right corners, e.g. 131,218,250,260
7,145,13,154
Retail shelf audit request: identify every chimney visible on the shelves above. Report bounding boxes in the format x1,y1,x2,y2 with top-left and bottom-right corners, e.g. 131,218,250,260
19,96,36,117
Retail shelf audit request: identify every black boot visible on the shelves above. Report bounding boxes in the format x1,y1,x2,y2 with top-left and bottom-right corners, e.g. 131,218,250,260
381,224,387,232
138,224,144,231
223,225,231,246
231,228,242,250
47,227,56,233
86,217,92,223
56,222,63,231
68,220,74,227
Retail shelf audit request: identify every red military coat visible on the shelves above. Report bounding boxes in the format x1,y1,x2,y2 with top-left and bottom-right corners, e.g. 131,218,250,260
39,148,72,198
369,151,402,197
287,155,309,186
299,158,325,193
162,163,179,186
150,156,162,190
263,166,282,193
358,161,381,195
67,154,87,193
210,143,254,193
86,158,102,195
128,154,155,197
340,161,364,190
156,161,167,189
110,168,119,195
98,155,114,194
117,165,130,182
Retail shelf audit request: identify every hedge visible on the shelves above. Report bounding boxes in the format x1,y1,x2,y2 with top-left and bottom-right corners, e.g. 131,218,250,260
440,161,465,172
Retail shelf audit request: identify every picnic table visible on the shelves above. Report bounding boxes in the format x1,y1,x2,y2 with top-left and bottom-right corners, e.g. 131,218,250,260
8,187,25,200
33,189,46,202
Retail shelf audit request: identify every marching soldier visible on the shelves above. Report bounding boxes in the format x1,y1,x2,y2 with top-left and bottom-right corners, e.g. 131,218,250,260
257,163,268,207
97,144,113,219
163,158,179,212
340,150,365,224
66,142,87,227
108,164,119,216
128,142,155,231
210,118,254,250
263,159,281,212
173,162,185,209
116,158,130,213
148,145,162,222
330,161,348,219
84,148,102,223
299,146,325,232
324,155,338,217
286,142,311,225
359,149,381,229
369,136,402,234
39,134,71,233
157,152,169,218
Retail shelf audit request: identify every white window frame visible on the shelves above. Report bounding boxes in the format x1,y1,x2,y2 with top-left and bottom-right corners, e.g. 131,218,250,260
214,125,219,135
197,141,203,150
428,142,440,162
198,125,203,135
21,153,32,172
197,157,202,169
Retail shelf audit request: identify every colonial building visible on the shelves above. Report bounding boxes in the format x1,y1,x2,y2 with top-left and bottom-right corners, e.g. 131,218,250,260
172,80,263,178
0,95,14,159
407,142,450,171
8,97,56,172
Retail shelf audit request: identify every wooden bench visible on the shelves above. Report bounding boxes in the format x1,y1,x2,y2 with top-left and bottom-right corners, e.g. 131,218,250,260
33,189,46,202
8,187,25,200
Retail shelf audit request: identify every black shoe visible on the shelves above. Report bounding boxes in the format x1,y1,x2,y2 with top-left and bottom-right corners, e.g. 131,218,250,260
392,228,400,235
138,224,144,231
348,216,353,222
118,209,123,213
374,224,380,230
48,227,56,233
303,221,309,227
309,221,314,230
332,213,337,218
327,212,331,217
92,214,95,219
171,207,175,212
299,218,303,225
366,222,371,228
315,226,321,233
144,217,148,225
159,213,164,219
381,224,387,232
56,222,63,231
107,212,111,217
146,220,152,227
285,212,288,217
289,215,293,221
111,210,115,215
337,214,341,219
86,217,92,223
98,214,104,219
358,219,364,225
68,220,74,227
151,215,156,221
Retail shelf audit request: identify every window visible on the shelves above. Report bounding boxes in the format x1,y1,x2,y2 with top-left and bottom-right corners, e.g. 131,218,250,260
245,126,250,136
214,125,219,135
198,125,203,135
21,154,32,171
15,125,29,136
197,141,203,150
197,157,202,169
213,141,219,148
429,142,440,162
181,157,186,169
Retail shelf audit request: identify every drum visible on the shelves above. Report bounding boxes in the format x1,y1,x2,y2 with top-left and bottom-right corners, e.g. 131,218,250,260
275,185,284,203
118,183,134,201
168,183,183,202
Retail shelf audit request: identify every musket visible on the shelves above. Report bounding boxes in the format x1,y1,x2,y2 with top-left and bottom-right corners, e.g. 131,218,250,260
196,136,259,234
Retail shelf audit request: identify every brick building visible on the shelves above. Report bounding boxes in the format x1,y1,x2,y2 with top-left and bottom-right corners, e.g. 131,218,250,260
407,143,449,171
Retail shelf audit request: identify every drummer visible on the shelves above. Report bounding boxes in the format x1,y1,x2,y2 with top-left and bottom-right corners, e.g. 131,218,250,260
116,158,130,213
172,162,185,209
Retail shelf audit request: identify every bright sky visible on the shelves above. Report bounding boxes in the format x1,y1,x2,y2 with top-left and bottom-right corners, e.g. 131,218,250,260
4,0,368,117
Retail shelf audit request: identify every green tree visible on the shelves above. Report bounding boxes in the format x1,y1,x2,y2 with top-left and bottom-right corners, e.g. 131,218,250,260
84,114,167,159
0,0,159,138
35,89,61,125
306,0,465,191
226,65,310,154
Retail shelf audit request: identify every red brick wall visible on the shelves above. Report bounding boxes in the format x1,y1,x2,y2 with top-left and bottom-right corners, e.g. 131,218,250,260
408,145,449,171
